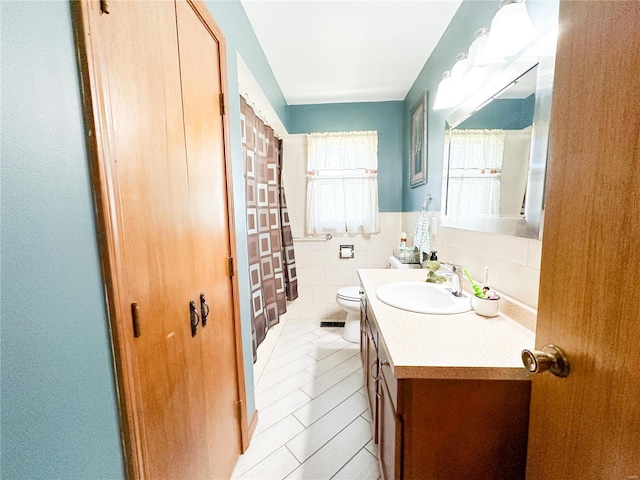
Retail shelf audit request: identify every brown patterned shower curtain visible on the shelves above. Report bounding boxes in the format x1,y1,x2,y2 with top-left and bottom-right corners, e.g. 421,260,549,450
240,97,298,361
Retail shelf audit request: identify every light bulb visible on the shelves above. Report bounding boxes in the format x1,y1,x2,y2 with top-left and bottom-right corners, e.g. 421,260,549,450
467,28,495,69
433,71,456,110
481,0,538,64
450,52,469,82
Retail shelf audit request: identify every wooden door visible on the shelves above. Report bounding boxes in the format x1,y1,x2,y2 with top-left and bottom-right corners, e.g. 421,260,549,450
73,0,244,478
527,2,640,478
175,0,243,476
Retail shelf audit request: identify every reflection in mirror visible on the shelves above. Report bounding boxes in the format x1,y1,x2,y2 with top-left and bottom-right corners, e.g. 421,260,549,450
447,66,536,218
442,52,555,240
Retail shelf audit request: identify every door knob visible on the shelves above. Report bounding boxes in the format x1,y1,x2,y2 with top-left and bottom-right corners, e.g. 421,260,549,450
521,344,570,377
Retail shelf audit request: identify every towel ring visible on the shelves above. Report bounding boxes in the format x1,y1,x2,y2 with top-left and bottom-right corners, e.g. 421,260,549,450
422,194,432,213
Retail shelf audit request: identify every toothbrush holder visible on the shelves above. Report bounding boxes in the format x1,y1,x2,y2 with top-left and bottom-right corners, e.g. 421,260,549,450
471,295,500,317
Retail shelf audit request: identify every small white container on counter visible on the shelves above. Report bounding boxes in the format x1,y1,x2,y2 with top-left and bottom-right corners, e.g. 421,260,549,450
471,295,500,317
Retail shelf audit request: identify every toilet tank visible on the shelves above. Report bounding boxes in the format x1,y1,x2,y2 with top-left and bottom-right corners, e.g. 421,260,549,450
388,255,421,269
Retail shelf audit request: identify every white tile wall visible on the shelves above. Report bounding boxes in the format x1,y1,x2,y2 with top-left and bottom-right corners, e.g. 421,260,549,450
402,211,542,308
282,134,541,316
283,135,403,320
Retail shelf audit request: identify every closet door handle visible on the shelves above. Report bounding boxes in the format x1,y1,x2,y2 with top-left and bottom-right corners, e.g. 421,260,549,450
200,292,210,327
190,300,200,337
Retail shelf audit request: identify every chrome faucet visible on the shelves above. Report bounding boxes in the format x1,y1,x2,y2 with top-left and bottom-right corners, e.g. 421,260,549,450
440,262,464,297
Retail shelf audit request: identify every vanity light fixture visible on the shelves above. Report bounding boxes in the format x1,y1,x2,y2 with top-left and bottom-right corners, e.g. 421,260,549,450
466,28,491,71
481,0,538,63
526,25,560,58
432,0,543,112
464,28,501,90
433,71,456,110
450,52,469,82
450,52,472,99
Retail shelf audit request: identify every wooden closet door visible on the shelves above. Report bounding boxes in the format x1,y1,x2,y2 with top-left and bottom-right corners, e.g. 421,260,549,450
175,0,242,476
75,1,219,478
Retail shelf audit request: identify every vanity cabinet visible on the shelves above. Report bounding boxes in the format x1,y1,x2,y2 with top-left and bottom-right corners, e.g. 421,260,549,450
362,299,531,480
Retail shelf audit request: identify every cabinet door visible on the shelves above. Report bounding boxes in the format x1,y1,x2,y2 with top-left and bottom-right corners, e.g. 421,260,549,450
359,291,367,370
378,373,402,480
364,319,378,442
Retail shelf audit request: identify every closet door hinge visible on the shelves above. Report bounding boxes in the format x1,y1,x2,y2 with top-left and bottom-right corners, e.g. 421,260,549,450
236,400,244,420
228,257,234,277
219,93,225,116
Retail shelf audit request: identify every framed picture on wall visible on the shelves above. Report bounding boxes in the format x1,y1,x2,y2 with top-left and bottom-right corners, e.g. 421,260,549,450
410,91,428,187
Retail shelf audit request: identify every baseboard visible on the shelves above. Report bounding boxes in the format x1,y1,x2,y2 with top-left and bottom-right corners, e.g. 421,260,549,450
243,409,259,453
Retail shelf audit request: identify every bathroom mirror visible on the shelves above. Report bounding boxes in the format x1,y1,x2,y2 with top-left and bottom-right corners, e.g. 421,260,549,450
441,50,556,240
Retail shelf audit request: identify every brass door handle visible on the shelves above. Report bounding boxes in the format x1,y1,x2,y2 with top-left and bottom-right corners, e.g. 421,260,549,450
190,300,200,337
200,292,210,327
521,344,570,377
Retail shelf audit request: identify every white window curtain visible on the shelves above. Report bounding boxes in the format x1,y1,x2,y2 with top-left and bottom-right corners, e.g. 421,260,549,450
447,129,506,216
306,131,380,234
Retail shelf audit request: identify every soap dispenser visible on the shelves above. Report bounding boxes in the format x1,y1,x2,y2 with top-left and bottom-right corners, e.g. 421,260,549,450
430,251,438,261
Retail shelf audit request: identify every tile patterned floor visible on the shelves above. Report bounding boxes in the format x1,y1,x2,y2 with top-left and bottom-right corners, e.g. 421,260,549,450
231,317,381,480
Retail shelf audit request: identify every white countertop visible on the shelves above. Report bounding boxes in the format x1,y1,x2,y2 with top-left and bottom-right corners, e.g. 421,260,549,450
358,269,535,381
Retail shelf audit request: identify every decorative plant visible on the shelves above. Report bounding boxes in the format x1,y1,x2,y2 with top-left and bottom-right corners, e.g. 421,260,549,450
424,260,446,283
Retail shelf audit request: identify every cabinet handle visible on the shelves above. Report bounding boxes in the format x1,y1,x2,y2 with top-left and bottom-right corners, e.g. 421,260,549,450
379,360,389,380
190,300,200,337
200,292,210,327
370,360,378,380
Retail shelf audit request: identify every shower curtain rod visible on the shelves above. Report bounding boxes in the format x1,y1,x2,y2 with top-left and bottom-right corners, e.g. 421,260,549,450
239,91,280,138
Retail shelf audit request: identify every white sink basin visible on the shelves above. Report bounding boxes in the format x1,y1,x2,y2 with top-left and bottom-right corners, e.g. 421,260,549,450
376,281,471,315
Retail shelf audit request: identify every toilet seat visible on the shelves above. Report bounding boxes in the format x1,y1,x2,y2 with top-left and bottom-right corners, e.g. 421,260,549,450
336,286,360,302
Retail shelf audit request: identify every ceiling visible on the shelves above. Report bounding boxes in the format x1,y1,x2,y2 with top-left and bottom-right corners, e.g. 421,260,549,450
240,1,463,105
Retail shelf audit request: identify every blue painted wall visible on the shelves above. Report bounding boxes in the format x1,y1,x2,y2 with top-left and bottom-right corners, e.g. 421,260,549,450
402,0,559,212
1,2,125,478
289,102,404,212
1,0,286,476
458,95,535,129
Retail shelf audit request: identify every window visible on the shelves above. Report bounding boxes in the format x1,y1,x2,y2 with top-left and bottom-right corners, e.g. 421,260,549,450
305,131,380,234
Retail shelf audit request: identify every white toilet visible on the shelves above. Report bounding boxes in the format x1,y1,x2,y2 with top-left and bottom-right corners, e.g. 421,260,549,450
336,286,361,343
337,257,421,343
